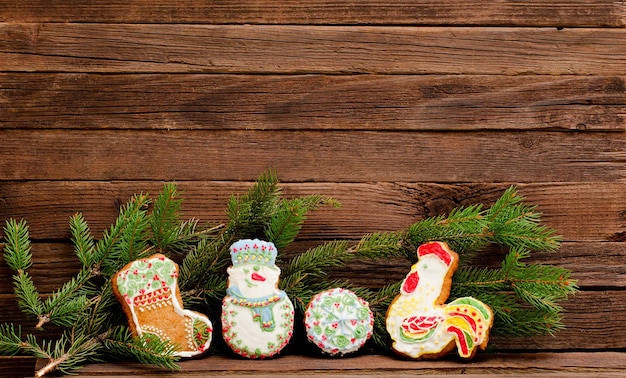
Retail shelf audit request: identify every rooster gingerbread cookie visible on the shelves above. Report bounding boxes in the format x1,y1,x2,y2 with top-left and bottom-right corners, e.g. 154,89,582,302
386,241,493,360
221,239,295,358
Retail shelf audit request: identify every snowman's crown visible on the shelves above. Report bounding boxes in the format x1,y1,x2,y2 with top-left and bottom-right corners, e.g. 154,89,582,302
230,239,277,266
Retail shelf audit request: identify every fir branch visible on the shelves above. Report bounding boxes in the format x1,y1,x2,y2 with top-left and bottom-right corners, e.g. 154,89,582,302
11,272,44,321
352,232,405,259
280,241,357,316
3,219,34,272
226,169,281,239
94,193,151,277
449,247,578,337
28,330,104,378
280,240,351,284
0,324,24,356
162,219,223,256
85,282,127,338
406,204,489,262
150,182,185,253
39,269,95,328
40,204,149,329
102,327,180,371
179,233,233,293
485,186,561,252
494,307,566,337
266,195,339,249
2,219,44,318
70,213,96,269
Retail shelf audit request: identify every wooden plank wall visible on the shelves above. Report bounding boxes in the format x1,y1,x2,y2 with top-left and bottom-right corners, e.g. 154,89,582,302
1,0,625,366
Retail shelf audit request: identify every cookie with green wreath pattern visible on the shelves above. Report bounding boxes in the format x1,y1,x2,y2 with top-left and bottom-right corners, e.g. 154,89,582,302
304,288,374,356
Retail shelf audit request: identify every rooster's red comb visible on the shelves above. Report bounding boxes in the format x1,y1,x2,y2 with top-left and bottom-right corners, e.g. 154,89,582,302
417,242,454,267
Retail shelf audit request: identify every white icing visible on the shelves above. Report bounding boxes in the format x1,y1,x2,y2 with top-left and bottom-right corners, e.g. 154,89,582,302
304,288,373,356
222,239,294,358
222,296,294,358
387,254,455,358
386,242,493,359
226,264,281,298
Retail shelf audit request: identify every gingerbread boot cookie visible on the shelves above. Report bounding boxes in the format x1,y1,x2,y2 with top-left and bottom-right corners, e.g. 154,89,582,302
113,254,212,358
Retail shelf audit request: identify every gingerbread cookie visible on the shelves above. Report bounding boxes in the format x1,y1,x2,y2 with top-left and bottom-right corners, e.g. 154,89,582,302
304,288,374,356
386,242,493,359
112,254,212,358
221,239,294,359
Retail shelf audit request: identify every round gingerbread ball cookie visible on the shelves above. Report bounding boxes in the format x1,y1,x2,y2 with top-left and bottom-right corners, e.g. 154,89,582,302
304,288,374,356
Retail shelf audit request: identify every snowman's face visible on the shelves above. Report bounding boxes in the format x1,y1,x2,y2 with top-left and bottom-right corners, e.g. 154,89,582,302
227,263,281,298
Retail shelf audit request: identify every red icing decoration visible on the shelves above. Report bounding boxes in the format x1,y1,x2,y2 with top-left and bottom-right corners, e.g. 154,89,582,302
417,242,453,266
447,325,470,357
447,311,478,333
402,271,420,293
251,272,266,282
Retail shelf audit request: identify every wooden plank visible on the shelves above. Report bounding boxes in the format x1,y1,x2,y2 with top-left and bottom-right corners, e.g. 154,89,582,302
1,74,623,131
1,25,625,74
1,182,625,242
2,130,626,183
49,352,626,376
0,240,623,296
1,291,625,350
0,356,36,378
1,1,624,27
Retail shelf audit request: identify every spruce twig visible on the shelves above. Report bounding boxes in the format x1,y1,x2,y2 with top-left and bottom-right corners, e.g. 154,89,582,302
0,183,201,376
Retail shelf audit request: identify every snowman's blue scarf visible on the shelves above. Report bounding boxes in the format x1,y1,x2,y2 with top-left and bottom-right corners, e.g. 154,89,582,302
227,286,286,332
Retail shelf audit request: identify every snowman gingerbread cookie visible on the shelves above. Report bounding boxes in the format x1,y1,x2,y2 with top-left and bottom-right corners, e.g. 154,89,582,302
221,239,295,359
112,254,213,358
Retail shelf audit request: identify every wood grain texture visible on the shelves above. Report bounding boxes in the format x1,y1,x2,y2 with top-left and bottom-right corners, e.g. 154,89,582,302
2,74,624,131
2,0,625,369
1,1,624,27
1,182,625,242
2,130,626,183
0,356,36,378
53,352,626,376
2,24,625,74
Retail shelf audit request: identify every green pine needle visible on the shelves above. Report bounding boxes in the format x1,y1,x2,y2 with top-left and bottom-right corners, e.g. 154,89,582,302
407,204,489,262
103,327,180,371
281,240,351,283
2,219,44,318
3,219,34,271
0,324,24,356
27,330,104,377
352,232,405,259
266,195,339,249
486,187,561,252
98,194,152,277
150,182,185,252
226,169,281,238
70,213,96,269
